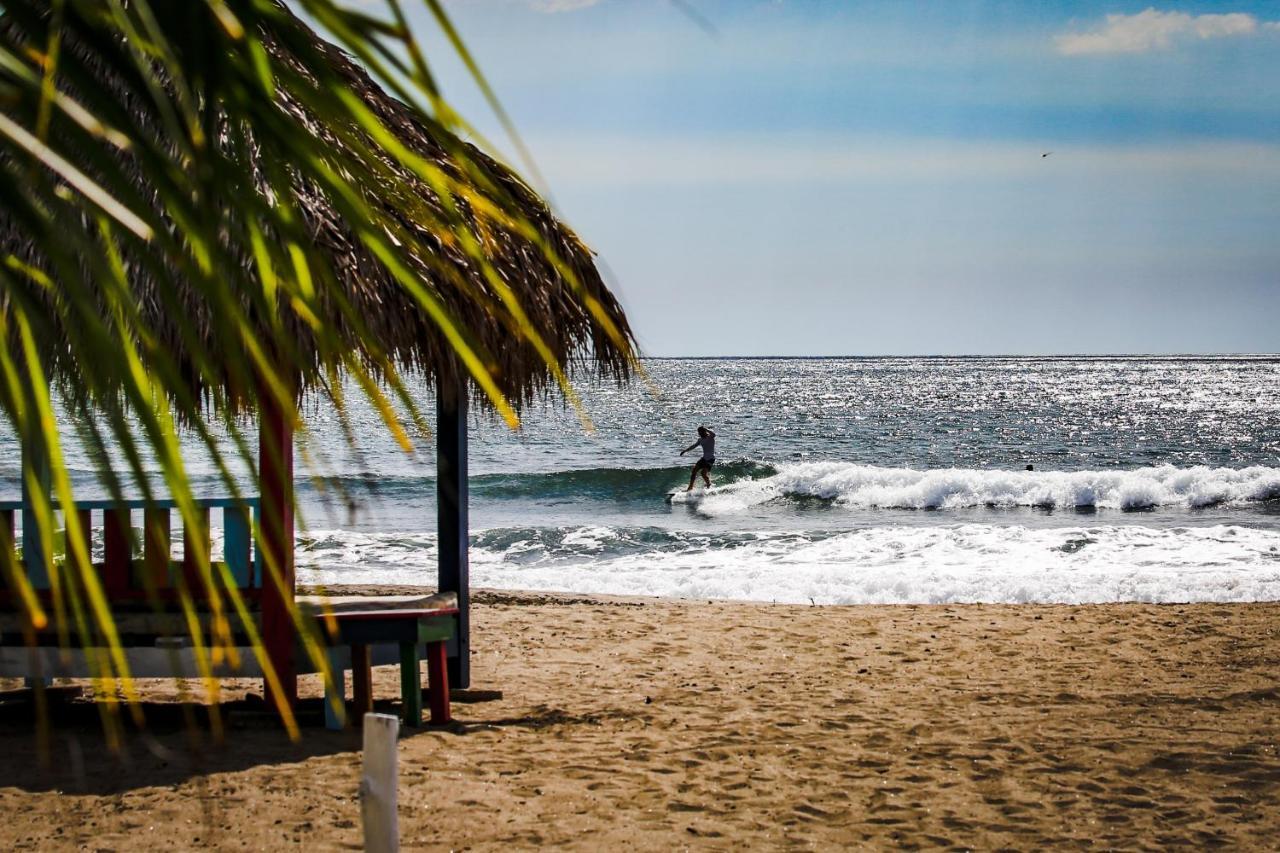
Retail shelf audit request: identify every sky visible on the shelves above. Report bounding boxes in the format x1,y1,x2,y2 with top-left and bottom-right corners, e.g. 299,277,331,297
401,1,1280,356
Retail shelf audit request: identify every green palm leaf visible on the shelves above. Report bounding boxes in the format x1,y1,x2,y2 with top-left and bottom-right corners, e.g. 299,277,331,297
0,0,636,740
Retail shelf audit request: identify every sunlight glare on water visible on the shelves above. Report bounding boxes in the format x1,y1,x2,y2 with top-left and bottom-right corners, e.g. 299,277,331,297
3,356,1279,603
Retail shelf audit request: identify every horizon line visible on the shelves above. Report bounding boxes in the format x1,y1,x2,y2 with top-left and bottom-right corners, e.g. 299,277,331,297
638,352,1280,360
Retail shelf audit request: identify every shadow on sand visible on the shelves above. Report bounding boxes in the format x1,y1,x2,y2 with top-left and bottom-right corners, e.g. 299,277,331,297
0,687,488,795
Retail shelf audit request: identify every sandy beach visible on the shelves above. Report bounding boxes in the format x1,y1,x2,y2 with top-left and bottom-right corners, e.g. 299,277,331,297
0,591,1277,850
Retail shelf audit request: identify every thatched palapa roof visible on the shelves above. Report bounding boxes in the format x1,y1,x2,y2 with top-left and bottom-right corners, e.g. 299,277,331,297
0,2,635,418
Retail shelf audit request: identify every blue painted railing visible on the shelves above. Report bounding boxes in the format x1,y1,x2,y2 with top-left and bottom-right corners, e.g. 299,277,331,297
0,497,261,592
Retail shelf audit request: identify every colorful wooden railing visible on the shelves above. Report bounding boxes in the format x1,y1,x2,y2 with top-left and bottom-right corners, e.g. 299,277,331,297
0,497,261,599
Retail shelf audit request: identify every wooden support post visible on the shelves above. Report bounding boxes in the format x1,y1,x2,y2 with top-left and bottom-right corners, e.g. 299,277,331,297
71,508,92,584
324,647,346,731
436,381,470,689
398,641,421,727
20,439,51,688
0,509,14,591
20,440,50,590
181,507,211,595
425,640,451,725
74,508,92,551
260,389,297,707
223,505,253,588
352,643,373,717
102,509,132,594
360,713,400,853
252,504,263,588
142,508,171,589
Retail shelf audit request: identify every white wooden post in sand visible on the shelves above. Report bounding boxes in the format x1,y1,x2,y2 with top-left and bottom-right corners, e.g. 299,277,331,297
361,712,399,852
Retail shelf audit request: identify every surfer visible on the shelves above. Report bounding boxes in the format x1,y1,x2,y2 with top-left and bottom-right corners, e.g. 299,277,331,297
680,426,716,491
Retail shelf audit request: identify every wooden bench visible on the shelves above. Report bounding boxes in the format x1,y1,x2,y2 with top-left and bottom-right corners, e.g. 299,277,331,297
299,594,457,729
0,495,462,728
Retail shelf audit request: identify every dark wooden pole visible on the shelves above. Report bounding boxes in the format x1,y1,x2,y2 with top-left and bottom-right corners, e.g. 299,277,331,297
436,380,470,688
260,389,297,707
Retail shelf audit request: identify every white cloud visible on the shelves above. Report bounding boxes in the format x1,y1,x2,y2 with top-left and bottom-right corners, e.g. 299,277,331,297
1055,8,1273,55
527,0,601,12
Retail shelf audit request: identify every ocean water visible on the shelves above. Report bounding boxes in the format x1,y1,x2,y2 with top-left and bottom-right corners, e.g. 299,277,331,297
293,355,1280,604
6,356,1280,604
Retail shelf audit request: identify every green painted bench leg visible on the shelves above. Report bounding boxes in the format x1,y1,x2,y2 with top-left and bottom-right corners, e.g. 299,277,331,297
399,641,422,727
324,647,345,731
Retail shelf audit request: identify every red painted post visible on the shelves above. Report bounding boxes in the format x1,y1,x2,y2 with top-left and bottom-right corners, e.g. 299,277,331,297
259,389,297,707
102,509,132,594
425,640,451,725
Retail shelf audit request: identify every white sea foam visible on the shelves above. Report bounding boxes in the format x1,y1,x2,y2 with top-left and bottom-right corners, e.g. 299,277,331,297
669,463,1280,515
297,523,1280,605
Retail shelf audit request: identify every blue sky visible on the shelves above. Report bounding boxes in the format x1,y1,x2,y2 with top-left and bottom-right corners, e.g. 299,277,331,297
403,1,1280,355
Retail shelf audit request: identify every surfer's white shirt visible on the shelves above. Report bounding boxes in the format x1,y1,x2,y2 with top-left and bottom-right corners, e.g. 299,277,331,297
698,433,715,460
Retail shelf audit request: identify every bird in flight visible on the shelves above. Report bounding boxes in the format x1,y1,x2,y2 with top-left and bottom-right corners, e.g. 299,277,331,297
1041,152,1053,158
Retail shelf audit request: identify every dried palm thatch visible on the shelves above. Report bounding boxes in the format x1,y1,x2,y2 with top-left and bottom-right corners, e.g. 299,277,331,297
0,0,638,739
0,0,635,422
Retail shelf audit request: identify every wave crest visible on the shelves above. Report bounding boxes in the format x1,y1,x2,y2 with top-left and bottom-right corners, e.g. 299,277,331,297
305,461,777,502
680,463,1280,515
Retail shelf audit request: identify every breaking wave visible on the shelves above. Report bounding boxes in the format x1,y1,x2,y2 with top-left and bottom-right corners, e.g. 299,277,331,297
303,461,777,503
297,523,1280,604
302,462,1280,514
672,463,1280,515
